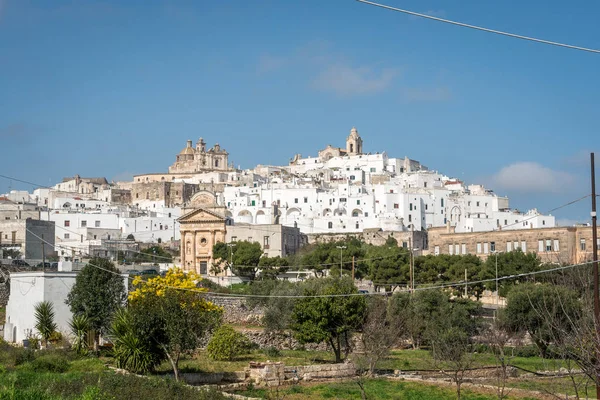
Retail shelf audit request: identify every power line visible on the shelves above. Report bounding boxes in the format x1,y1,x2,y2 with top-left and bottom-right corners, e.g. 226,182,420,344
24,225,596,298
356,0,600,54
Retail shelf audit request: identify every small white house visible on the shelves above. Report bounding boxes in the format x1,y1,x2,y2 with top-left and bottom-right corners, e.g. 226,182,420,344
4,270,78,344
3,267,128,345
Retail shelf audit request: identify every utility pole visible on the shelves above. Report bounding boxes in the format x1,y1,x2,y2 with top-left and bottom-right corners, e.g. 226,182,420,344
336,245,346,278
409,236,413,293
42,234,46,273
464,268,468,298
352,256,355,280
590,153,599,400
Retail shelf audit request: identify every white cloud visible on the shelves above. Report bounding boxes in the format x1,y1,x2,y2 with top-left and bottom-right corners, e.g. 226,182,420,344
256,54,287,74
312,65,398,96
491,162,576,194
401,86,451,102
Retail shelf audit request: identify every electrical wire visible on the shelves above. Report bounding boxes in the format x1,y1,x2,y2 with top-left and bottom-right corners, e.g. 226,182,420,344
356,0,600,54
21,226,596,299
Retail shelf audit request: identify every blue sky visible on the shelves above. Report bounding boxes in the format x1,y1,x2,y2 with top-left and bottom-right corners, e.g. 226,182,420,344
1,0,598,224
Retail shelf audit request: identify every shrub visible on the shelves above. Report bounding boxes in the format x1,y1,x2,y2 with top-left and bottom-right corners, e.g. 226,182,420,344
14,349,35,366
207,326,252,361
27,354,70,373
262,346,281,358
513,345,539,358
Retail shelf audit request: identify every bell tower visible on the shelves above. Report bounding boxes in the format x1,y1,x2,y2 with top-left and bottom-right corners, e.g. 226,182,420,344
346,127,363,155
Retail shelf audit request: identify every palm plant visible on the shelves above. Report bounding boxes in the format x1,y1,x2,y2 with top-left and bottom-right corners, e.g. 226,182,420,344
109,308,160,374
34,301,57,348
69,314,91,355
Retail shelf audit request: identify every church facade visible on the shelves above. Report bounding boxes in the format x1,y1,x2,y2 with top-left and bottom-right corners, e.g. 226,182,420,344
169,138,233,174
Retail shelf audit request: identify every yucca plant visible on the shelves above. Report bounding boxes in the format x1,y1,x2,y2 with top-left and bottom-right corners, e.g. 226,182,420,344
34,301,57,348
109,308,159,374
69,314,90,355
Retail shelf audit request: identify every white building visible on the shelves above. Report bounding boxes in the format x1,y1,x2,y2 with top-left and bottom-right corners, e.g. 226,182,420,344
221,127,555,235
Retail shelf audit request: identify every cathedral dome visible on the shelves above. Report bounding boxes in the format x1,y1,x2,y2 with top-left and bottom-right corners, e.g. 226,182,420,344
179,140,195,155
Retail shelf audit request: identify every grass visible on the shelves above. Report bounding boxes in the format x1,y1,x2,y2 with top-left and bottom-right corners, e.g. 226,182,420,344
372,349,568,373
0,347,226,400
236,378,536,400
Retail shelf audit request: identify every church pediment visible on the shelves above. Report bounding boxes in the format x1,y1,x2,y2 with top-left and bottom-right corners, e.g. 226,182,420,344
178,207,226,223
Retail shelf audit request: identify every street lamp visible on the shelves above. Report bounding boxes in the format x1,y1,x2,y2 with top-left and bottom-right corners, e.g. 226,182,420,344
336,245,347,278
227,243,236,270
492,251,503,306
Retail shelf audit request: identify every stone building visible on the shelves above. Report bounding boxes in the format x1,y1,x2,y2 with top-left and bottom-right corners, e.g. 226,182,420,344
427,224,599,265
178,191,304,276
131,181,200,208
0,219,55,261
0,198,40,221
169,138,233,174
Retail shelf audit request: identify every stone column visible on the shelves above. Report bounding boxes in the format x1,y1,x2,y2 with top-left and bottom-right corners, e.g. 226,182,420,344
192,231,197,273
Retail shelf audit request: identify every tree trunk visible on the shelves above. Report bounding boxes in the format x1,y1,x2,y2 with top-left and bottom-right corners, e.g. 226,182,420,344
330,337,342,363
164,348,180,381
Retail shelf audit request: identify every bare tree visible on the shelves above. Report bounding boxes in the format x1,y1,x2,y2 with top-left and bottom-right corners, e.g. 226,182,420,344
485,317,518,400
356,296,405,376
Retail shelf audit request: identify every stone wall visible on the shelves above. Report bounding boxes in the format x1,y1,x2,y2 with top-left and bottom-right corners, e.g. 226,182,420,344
0,283,8,306
248,361,356,386
240,329,329,352
207,296,264,326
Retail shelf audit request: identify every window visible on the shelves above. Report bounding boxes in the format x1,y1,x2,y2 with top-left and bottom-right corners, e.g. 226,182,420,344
95,221,100,227
521,241,527,252
543,220,546,226
507,242,512,251
538,240,544,252
424,182,427,188
483,242,489,254
476,201,480,207
441,199,444,207
365,212,369,217
461,244,466,254
304,197,308,203
545,239,552,252
355,222,359,229
294,198,298,204
455,244,460,255
81,220,87,227
370,167,376,172
328,222,333,229
490,242,496,252
514,241,519,250
394,203,399,209
339,198,347,202
200,261,207,275
409,203,413,211
554,239,560,252
136,193,139,199
408,215,412,222
64,220,70,227
93,235,97,239
263,236,270,248
434,246,440,255
231,236,237,242
248,237,253,241
580,239,586,251
449,244,454,255
64,233,70,239
505,219,508,226
356,200,360,205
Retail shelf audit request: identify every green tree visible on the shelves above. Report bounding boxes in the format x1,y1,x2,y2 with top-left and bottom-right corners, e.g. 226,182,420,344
213,241,263,280
207,325,252,361
66,258,126,347
503,283,581,358
482,250,540,296
34,301,57,348
258,256,289,280
291,277,367,363
365,244,409,292
126,269,223,380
